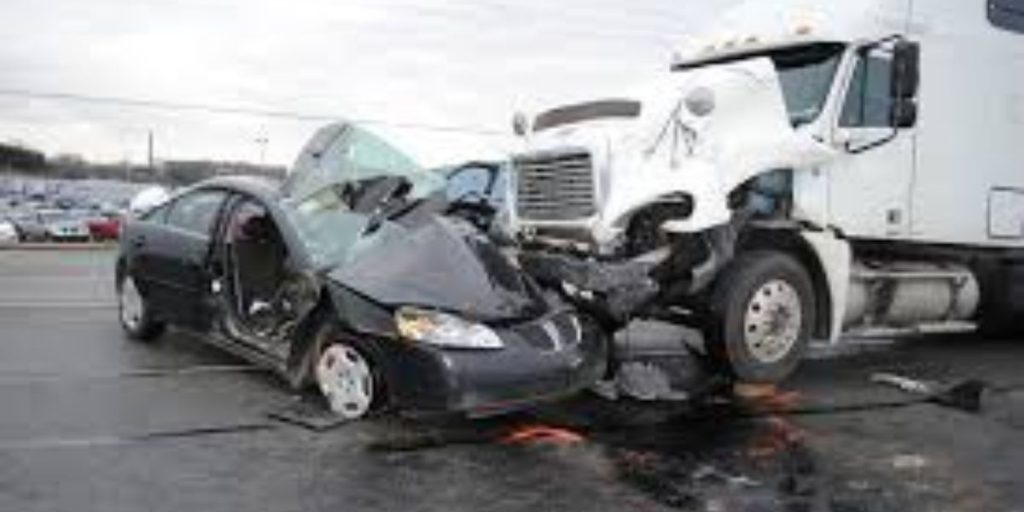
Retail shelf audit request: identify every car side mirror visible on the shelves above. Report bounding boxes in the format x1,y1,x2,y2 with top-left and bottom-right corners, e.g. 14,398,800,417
891,41,920,100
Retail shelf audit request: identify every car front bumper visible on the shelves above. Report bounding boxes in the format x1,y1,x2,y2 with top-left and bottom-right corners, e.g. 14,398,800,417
383,312,608,416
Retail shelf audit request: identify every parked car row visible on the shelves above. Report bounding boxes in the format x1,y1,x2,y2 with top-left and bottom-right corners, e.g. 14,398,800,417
1,207,125,243
0,177,139,244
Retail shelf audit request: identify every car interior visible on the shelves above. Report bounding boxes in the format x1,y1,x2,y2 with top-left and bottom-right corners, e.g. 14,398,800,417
225,200,292,337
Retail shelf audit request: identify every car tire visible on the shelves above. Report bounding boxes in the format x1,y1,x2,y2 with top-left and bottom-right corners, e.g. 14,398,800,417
311,324,388,419
705,251,815,384
116,274,166,342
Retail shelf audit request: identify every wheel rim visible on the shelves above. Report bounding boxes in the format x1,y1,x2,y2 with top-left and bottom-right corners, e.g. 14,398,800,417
316,343,374,419
120,277,144,331
743,279,803,364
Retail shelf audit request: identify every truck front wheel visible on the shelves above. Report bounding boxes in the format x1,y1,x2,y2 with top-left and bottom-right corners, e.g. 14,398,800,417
706,251,815,384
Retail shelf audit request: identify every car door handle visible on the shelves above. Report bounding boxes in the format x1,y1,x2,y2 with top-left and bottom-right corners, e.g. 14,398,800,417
131,235,146,248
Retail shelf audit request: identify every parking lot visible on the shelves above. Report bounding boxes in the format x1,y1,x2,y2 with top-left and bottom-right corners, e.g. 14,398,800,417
0,248,1022,512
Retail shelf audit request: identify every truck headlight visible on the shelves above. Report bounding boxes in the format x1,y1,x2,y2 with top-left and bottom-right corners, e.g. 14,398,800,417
395,307,504,350
686,86,716,117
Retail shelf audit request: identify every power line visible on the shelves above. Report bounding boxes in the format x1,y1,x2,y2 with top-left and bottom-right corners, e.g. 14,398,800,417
0,88,510,137
363,0,699,39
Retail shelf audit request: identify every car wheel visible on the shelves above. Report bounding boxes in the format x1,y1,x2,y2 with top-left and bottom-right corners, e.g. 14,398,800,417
117,274,166,342
313,330,385,419
706,251,815,384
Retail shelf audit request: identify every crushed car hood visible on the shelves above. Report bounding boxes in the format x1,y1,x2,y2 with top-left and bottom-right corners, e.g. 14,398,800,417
327,216,542,322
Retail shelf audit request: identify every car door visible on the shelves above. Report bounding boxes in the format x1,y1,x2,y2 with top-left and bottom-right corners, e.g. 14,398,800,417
827,46,917,239
127,188,228,331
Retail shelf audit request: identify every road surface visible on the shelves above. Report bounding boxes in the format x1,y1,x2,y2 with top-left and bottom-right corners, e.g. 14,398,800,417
0,249,1022,512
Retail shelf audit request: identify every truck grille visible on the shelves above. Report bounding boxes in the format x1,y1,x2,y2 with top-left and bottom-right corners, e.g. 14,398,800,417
515,151,596,221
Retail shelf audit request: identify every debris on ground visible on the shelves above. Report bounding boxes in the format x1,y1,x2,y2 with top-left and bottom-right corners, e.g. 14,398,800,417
891,454,930,471
266,396,354,432
871,372,989,413
500,424,586,445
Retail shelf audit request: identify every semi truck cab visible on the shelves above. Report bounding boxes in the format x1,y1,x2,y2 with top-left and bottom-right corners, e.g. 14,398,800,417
509,0,1024,388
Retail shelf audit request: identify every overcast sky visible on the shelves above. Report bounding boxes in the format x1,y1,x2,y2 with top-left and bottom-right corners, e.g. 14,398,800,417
0,0,730,167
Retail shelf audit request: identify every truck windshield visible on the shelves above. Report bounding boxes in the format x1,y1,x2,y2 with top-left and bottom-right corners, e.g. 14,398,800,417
770,43,845,127
675,43,845,127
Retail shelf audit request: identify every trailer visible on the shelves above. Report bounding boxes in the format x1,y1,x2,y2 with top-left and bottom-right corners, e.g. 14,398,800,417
508,0,1024,389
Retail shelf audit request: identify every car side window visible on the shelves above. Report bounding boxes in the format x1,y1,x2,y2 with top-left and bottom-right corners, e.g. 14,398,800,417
165,190,226,237
141,203,170,224
989,0,1024,34
840,53,894,128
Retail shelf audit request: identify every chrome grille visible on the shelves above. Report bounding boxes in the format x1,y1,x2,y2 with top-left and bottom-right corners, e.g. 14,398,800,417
515,151,596,221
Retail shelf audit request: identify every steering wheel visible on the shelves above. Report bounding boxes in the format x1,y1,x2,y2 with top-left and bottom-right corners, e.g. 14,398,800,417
447,190,497,228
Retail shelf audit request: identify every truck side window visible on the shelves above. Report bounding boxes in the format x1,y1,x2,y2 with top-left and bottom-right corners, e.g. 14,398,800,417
840,54,894,128
989,0,1024,34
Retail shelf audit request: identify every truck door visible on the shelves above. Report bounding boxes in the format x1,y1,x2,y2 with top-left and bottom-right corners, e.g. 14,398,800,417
827,46,916,239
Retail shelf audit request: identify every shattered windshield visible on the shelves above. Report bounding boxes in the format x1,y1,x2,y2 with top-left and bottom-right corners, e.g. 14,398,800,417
284,122,441,200
281,123,444,268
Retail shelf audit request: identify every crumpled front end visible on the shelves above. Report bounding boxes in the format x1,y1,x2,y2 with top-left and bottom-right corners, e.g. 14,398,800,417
381,309,608,416
510,57,834,254
324,215,609,415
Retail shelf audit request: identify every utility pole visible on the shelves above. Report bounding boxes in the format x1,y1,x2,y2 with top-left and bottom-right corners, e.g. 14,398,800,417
147,130,154,172
255,135,268,166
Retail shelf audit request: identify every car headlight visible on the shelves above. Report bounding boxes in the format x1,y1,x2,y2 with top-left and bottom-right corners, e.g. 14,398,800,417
395,307,504,350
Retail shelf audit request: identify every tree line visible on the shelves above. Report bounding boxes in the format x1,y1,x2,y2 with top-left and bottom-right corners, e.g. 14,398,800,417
0,142,286,186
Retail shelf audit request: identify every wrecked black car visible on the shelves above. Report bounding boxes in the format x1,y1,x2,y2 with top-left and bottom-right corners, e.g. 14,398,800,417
115,122,606,419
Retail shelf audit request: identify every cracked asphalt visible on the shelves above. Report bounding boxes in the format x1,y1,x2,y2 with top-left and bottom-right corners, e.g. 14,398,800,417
1,248,1023,512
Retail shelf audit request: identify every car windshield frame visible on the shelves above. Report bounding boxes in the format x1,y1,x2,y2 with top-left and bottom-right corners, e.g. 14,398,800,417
280,123,445,270
673,42,846,128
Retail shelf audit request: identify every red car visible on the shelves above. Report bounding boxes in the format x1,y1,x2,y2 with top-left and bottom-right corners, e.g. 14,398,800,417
87,214,123,241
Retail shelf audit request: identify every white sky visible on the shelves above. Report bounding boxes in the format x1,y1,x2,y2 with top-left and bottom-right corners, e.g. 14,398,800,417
0,0,730,167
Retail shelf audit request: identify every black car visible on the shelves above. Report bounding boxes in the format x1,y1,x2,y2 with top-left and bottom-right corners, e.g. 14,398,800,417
116,122,606,419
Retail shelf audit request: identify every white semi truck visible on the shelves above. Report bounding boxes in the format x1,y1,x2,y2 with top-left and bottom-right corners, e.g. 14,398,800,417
509,0,1024,386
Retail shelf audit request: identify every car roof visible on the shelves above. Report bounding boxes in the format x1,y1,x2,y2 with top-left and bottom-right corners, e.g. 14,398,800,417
192,175,283,203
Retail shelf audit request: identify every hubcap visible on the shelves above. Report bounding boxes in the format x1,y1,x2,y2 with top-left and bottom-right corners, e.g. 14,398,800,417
316,344,374,419
743,280,802,364
120,277,144,331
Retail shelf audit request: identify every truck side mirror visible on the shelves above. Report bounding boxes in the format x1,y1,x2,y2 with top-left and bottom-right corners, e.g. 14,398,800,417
891,41,920,100
891,99,918,128
890,41,920,129
512,113,530,137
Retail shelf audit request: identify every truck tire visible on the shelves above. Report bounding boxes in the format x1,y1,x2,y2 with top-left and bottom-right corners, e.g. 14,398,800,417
706,251,815,384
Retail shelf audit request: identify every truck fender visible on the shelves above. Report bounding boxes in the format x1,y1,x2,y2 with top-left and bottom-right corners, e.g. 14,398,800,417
798,230,852,344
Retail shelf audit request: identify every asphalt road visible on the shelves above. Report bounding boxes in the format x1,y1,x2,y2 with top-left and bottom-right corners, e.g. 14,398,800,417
1,249,1023,512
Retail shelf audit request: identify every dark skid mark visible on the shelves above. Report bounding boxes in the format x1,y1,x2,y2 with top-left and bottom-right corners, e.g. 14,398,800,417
0,423,277,451
0,364,268,386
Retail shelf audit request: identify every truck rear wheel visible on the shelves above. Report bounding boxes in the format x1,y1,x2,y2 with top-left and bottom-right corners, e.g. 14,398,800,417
976,260,1024,339
706,251,815,384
